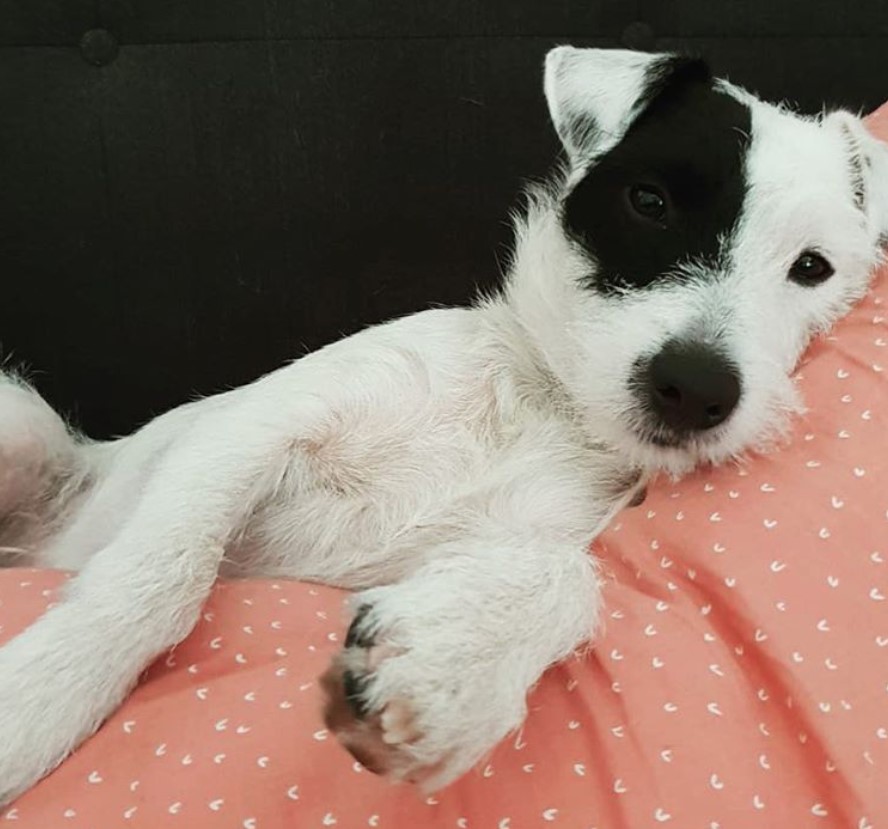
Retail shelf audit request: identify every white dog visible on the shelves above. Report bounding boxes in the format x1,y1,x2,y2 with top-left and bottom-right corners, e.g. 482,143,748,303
0,47,886,803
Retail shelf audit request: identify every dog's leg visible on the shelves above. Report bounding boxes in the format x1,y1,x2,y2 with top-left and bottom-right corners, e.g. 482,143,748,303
0,374,86,562
321,521,605,790
0,385,308,804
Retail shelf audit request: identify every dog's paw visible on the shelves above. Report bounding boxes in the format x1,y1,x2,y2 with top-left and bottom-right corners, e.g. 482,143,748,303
0,609,120,806
320,598,525,790
320,604,433,783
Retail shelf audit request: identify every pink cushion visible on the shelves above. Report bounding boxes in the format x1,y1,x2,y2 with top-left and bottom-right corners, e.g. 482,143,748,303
2,104,887,829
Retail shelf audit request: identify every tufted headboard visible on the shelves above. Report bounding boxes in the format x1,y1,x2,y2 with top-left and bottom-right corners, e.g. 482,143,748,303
2,1,886,437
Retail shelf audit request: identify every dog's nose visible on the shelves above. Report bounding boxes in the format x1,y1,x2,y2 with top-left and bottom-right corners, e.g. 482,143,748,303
646,341,741,433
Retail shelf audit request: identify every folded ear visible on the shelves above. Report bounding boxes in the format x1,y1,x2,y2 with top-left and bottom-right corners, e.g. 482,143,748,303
825,109,888,244
544,46,710,164
863,128,888,244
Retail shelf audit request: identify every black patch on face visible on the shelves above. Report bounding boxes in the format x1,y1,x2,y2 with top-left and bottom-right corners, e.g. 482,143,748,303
563,57,752,294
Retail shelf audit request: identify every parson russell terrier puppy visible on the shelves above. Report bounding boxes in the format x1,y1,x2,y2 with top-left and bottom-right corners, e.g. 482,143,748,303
0,47,887,802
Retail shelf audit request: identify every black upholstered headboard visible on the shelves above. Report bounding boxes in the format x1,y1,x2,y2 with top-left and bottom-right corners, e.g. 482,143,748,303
2,1,886,436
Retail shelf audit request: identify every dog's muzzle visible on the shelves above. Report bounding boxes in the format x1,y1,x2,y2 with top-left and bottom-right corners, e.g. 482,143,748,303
636,339,742,440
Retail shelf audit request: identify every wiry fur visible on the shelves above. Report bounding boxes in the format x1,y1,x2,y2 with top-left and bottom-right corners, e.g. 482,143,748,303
0,47,886,802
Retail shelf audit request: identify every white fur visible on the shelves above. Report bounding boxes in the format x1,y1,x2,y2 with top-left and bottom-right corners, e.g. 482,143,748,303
0,48,886,803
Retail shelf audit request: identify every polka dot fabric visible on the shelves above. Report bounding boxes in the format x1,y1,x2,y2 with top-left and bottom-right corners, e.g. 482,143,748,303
2,109,888,829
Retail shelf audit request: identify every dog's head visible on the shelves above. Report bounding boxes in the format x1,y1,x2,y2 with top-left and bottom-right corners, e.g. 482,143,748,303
506,46,888,475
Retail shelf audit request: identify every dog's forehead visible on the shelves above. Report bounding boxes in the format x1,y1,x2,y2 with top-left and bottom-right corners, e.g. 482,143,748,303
733,100,867,255
744,102,856,201
563,72,752,293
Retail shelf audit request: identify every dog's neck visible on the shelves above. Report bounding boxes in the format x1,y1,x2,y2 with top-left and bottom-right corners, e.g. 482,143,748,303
483,189,595,422
479,294,649,505
475,192,646,489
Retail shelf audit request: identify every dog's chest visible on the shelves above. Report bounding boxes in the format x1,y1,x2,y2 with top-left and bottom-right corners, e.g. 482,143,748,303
227,370,504,583
230,384,603,587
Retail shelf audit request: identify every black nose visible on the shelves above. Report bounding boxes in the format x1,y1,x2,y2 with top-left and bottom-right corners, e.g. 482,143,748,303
646,341,741,433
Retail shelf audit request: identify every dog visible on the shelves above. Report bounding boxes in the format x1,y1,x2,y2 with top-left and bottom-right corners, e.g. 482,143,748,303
0,46,886,803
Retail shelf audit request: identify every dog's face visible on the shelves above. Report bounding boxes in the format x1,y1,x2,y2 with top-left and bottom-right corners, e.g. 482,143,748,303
508,47,888,474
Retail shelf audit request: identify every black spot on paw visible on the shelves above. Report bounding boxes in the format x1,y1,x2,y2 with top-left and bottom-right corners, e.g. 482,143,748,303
342,669,371,718
345,603,376,649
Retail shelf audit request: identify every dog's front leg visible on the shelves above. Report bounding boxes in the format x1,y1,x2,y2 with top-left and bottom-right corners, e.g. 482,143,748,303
0,384,315,805
321,524,604,790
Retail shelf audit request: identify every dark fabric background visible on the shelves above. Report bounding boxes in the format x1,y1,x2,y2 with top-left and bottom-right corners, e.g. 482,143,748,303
1,1,886,437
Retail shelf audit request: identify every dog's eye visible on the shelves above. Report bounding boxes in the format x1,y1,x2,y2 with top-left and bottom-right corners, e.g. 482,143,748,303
627,185,668,224
788,251,834,286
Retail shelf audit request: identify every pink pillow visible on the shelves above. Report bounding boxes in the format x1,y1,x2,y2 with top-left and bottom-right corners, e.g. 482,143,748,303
2,105,887,829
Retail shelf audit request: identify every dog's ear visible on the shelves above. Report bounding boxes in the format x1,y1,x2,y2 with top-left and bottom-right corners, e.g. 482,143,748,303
824,110,888,244
544,46,710,164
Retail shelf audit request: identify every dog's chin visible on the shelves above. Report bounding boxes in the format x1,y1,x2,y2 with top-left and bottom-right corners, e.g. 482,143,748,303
623,425,734,478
